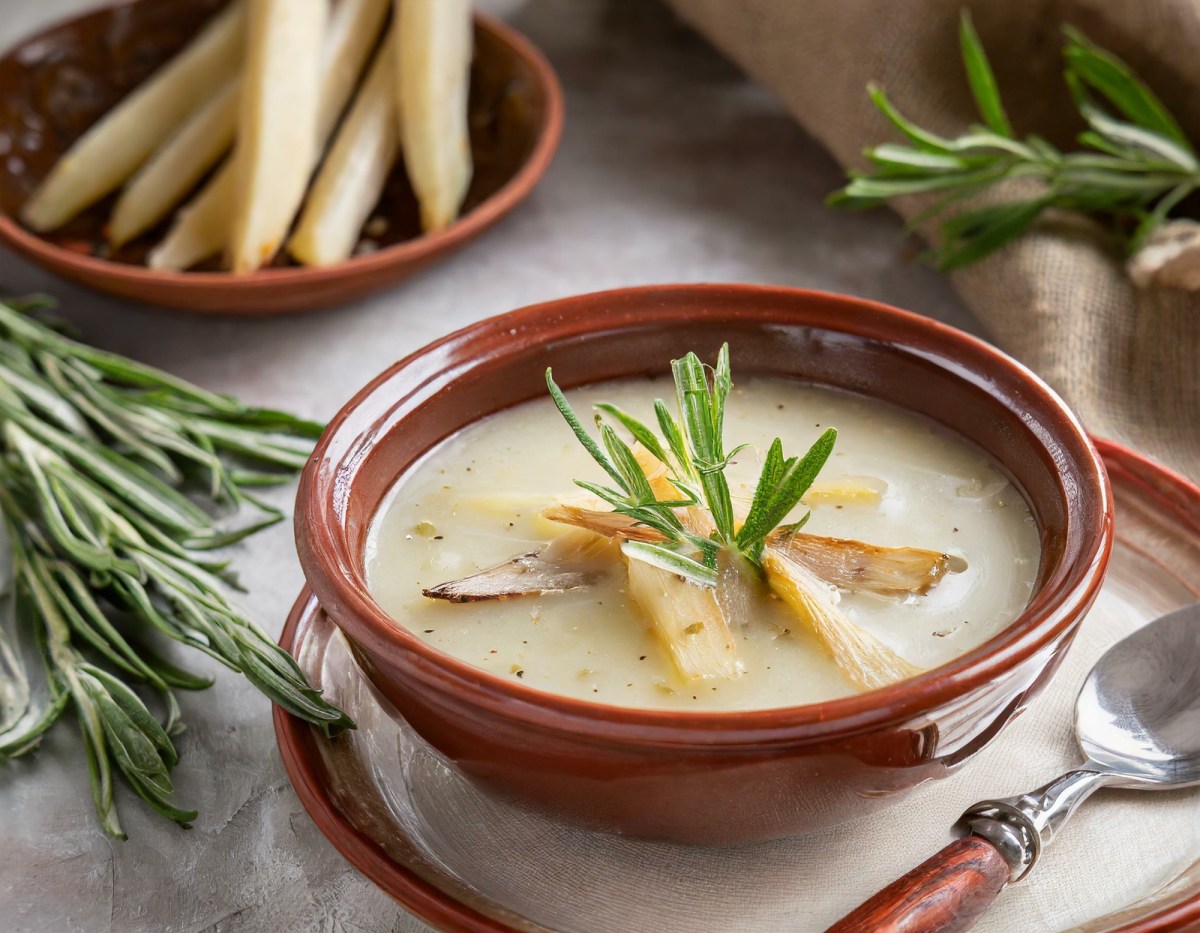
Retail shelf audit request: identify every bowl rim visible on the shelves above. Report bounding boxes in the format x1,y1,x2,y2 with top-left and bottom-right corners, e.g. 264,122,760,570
296,283,1115,746
0,5,564,305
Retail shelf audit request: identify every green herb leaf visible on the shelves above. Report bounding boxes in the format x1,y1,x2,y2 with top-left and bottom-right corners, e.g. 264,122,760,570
1063,26,1190,148
959,11,1013,137
736,429,837,547
546,369,624,489
594,403,671,465
619,540,716,588
935,198,1050,270
865,83,956,154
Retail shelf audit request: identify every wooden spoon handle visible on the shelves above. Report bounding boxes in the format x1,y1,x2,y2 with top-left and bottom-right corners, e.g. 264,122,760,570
825,835,1010,933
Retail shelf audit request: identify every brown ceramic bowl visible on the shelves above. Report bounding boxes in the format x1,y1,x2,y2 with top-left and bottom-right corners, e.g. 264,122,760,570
295,284,1114,845
0,0,563,315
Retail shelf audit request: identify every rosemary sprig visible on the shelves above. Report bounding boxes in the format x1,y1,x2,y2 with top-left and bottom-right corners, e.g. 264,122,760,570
0,297,352,839
829,11,1200,269
546,345,836,587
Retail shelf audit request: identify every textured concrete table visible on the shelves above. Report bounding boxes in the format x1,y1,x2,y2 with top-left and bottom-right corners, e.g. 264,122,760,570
0,1,974,930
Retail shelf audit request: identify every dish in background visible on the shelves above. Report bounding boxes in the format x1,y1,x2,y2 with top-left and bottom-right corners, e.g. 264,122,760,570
0,0,563,314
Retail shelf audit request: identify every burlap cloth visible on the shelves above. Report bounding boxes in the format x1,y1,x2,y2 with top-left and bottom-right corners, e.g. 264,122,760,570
662,0,1200,481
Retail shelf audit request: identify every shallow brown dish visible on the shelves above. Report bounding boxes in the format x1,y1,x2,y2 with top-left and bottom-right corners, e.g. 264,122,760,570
294,283,1114,846
278,439,1197,932
0,0,563,314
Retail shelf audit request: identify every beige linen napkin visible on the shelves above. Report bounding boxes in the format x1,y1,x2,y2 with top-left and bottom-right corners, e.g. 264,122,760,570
662,0,1200,480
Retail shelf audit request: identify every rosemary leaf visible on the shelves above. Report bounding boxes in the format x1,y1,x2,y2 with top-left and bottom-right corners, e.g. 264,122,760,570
959,11,1012,137
1062,26,1191,148
619,540,716,588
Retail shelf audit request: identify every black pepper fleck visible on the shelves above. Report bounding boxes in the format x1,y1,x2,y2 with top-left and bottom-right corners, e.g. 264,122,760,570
638,655,647,661
433,535,444,540
423,629,434,634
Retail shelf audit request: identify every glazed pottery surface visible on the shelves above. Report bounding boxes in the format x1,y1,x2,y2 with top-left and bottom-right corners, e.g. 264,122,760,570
294,284,1113,844
0,0,563,314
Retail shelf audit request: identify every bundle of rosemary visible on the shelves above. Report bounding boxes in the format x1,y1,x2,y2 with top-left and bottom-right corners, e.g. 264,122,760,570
0,297,350,838
547,345,837,587
830,12,1200,270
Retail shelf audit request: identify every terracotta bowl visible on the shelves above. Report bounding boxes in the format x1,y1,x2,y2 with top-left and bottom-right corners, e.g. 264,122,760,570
0,0,563,315
295,284,1114,845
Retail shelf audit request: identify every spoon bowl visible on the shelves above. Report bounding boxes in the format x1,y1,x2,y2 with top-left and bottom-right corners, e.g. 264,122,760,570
1077,604,1200,787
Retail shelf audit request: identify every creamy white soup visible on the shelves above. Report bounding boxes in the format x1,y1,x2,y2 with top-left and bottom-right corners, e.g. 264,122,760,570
365,377,1040,710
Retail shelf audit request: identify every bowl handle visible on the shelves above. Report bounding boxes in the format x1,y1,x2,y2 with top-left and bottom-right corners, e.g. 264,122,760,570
824,835,1009,933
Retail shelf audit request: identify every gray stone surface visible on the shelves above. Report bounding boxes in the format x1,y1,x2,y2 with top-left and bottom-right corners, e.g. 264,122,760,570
0,1,973,930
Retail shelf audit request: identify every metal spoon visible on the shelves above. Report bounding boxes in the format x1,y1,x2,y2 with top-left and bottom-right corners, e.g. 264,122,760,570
828,603,1200,933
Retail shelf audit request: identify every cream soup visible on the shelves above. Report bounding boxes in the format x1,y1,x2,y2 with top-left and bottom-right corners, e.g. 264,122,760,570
365,377,1040,710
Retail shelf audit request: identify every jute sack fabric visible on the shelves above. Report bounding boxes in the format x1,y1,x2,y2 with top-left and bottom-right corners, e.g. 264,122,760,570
663,0,1200,480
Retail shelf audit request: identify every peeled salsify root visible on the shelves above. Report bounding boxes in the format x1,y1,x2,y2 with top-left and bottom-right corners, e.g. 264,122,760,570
761,546,922,691
394,0,474,232
801,475,887,507
623,552,743,682
228,0,329,273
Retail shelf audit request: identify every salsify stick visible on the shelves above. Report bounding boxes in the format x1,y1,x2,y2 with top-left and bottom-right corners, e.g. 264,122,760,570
290,39,400,267
229,0,329,273
0,297,351,839
149,0,390,271
394,0,475,232
21,2,247,233
109,76,242,249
